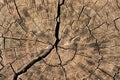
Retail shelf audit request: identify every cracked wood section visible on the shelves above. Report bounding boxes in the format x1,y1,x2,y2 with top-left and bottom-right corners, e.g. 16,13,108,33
0,0,120,80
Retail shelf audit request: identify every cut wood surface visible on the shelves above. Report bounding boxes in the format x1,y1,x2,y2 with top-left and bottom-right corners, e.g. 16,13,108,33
0,0,120,80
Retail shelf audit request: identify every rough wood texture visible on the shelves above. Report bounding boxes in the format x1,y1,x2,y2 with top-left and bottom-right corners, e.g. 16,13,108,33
0,0,120,80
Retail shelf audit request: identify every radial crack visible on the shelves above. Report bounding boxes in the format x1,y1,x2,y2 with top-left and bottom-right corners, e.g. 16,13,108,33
13,0,22,19
78,6,85,20
13,0,28,32
113,17,120,32
13,45,54,80
85,15,104,79
54,0,67,80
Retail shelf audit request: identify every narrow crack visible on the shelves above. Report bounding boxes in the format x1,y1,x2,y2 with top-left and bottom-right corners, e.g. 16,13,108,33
113,68,120,80
63,44,77,66
78,6,85,20
2,36,47,45
13,0,22,19
13,0,27,32
0,33,5,49
99,68,113,78
10,63,16,74
0,49,4,71
113,17,120,32
42,59,59,67
3,36,5,49
0,63,4,71
92,22,106,31
85,15,103,79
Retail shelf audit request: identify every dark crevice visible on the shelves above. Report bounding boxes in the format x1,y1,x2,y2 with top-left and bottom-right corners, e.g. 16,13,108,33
13,0,65,80
3,37,5,49
54,1,61,47
13,45,54,80
95,40,101,55
43,44,77,67
54,0,67,80
10,64,16,74
0,0,119,80
0,49,3,71
60,0,65,6
0,63,4,71
54,21,60,47
55,0,63,65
